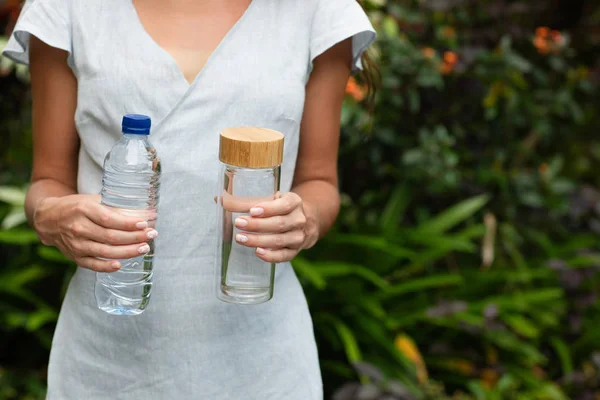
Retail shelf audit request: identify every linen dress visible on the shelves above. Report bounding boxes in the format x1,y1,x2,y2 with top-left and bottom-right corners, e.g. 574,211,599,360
3,0,375,398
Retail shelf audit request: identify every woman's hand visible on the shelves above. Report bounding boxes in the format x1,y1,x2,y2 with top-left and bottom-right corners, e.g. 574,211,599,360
34,194,157,272
233,192,319,263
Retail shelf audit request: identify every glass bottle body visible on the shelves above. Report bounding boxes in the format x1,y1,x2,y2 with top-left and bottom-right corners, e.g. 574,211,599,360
215,164,280,304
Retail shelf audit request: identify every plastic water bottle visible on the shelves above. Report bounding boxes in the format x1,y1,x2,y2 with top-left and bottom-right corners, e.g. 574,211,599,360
95,114,161,315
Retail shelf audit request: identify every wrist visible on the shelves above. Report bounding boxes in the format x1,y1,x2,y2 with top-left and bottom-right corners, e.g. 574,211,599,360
302,199,320,249
33,197,59,246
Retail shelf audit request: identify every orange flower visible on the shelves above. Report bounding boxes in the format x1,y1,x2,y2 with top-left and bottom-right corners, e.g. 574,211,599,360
539,163,548,174
441,26,456,40
440,62,454,75
443,51,458,65
533,37,550,54
536,26,550,38
422,47,436,59
534,27,566,54
345,77,366,102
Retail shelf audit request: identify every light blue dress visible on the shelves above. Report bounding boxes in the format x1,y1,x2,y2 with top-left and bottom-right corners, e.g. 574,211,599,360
3,0,375,398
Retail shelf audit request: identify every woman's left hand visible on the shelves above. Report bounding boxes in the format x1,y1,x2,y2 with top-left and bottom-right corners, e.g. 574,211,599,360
233,192,318,263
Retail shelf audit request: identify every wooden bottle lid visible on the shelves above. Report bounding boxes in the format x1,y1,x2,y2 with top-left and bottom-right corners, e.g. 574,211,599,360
219,127,284,169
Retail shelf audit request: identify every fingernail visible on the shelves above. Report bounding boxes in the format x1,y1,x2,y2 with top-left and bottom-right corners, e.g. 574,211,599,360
235,218,248,228
136,221,148,229
147,230,158,239
111,261,121,270
138,244,150,254
250,207,264,217
256,247,267,255
236,234,248,243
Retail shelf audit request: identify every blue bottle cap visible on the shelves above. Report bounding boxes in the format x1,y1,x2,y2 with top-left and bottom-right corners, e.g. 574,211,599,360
122,114,151,135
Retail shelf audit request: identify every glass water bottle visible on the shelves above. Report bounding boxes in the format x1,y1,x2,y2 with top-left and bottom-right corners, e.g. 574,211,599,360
215,127,284,305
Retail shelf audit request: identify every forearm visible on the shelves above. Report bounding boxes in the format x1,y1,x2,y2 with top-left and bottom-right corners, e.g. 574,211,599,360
25,179,77,226
292,179,340,244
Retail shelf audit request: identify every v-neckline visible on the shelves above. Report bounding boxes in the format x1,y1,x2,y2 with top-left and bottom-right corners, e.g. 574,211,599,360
128,0,255,89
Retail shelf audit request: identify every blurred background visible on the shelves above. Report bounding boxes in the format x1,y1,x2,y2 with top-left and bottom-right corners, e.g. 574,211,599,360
2,0,600,399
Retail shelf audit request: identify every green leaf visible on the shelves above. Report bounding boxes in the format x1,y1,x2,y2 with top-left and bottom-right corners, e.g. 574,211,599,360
320,360,355,379
380,184,411,236
37,246,71,263
506,52,533,73
525,229,555,256
502,314,539,339
409,233,477,252
555,234,599,254
567,254,600,268
396,247,456,278
356,315,415,374
327,234,415,259
472,289,564,312
456,224,486,239
313,262,389,288
496,374,518,392
334,320,362,363
292,258,326,289
417,68,443,88
25,308,57,332
467,381,488,400
416,194,490,234
530,383,568,400
357,297,386,319
382,16,399,37
408,90,420,113
0,265,49,291
378,274,463,299
550,337,573,376
0,186,26,206
485,330,546,364
0,229,39,245
1,208,27,229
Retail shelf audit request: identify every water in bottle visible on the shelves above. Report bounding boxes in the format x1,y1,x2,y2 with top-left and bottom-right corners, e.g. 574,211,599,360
215,127,283,305
95,114,161,315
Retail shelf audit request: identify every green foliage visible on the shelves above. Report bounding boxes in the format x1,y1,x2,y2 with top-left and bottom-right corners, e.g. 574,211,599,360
0,185,74,400
304,0,600,398
2,0,600,399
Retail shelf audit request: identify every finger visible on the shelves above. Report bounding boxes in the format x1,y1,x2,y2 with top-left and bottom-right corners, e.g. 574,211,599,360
83,201,150,231
249,193,302,218
75,240,150,260
235,209,306,233
255,247,298,263
75,257,122,273
220,192,275,213
77,219,158,245
235,231,305,250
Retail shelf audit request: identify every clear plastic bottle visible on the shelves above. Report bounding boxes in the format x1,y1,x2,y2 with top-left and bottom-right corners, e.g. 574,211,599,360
95,114,161,315
215,127,284,305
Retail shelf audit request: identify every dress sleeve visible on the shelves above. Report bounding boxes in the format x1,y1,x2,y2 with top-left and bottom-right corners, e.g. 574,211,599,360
310,0,376,71
1,0,72,66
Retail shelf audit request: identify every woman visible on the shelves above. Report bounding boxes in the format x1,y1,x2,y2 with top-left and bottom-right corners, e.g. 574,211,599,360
3,0,375,398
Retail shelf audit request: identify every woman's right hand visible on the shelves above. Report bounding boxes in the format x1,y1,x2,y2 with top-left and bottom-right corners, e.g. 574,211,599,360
33,194,157,272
